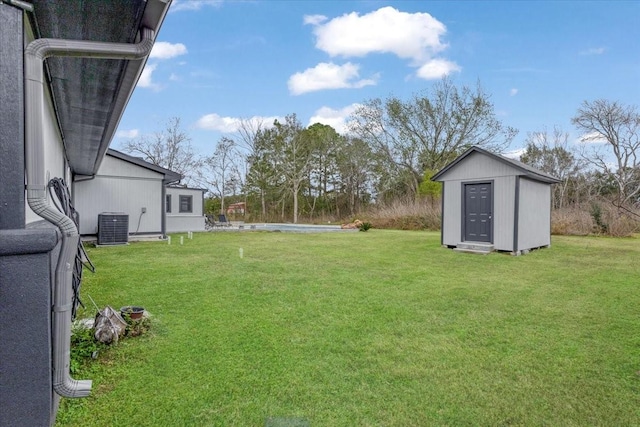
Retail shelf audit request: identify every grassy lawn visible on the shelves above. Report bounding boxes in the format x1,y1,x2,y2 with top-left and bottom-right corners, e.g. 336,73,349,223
57,230,640,426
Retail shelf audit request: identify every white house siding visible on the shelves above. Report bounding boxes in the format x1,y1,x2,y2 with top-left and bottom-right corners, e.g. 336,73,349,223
74,155,164,235
97,154,162,179
517,178,552,250
166,187,205,233
166,216,205,233
25,82,69,225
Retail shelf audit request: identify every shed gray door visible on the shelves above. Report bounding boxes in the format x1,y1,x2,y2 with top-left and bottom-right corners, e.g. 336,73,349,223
464,182,492,242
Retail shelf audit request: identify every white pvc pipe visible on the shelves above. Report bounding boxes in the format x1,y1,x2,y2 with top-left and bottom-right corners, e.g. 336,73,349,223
24,27,154,398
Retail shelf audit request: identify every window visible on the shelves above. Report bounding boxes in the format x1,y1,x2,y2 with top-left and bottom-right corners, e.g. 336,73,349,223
179,195,193,213
166,194,172,213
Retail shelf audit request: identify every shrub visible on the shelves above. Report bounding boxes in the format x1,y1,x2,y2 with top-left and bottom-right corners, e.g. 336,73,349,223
551,206,593,235
357,221,372,232
365,198,441,231
600,204,639,237
122,313,152,337
70,322,106,374
590,203,608,234
551,202,639,237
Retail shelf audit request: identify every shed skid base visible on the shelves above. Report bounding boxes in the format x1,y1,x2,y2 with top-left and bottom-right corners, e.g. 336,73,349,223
453,242,494,255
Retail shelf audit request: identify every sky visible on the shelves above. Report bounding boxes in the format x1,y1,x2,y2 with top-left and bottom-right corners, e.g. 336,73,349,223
113,0,640,159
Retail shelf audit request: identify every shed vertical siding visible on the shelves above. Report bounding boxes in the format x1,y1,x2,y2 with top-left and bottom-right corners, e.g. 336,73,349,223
491,176,515,251
442,176,514,250
436,151,516,181
442,181,461,246
517,178,552,250
435,147,557,254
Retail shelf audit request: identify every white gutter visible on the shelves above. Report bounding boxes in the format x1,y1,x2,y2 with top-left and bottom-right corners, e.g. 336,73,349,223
3,0,33,12
24,27,155,398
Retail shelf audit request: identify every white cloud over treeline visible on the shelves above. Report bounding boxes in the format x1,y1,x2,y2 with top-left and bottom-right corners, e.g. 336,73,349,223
195,114,283,133
291,6,460,95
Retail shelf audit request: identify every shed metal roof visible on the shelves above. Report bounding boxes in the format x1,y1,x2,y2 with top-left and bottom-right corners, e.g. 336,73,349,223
431,146,561,184
29,0,171,176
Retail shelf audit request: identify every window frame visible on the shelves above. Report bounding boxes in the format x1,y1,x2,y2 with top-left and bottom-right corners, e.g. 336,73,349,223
179,195,193,213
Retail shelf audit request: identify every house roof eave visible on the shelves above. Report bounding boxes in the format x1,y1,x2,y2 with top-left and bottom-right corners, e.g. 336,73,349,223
30,0,172,177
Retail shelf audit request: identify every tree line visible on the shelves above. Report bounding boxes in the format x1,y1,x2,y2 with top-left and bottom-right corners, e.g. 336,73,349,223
122,78,640,227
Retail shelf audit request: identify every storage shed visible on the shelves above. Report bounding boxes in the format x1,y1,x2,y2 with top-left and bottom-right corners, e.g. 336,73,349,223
431,146,561,255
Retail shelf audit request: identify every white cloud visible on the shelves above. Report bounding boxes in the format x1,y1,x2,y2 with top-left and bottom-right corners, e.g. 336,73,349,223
502,147,526,159
170,0,223,12
137,63,161,91
305,7,458,80
115,129,139,139
138,43,186,90
288,62,378,95
169,73,181,81
580,47,606,56
309,6,447,62
303,14,327,26
150,42,188,59
510,88,519,96
416,58,461,80
196,113,282,133
578,131,608,144
308,104,362,134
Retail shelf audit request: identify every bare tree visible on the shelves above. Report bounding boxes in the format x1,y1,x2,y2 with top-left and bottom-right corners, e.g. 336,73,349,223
348,78,517,198
121,117,201,184
274,114,312,224
572,99,640,206
520,126,584,209
337,137,374,215
236,117,268,152
201,137,240,214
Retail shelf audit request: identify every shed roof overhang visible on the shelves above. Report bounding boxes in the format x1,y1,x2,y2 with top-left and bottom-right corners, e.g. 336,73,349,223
29,0,171,177
431,145,562,184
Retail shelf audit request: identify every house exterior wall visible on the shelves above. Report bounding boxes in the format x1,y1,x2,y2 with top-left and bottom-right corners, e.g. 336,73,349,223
517,177,552,250
97,154,164,179
74,155,164,235
1,10,62,426
166,186,205,233
25,38,70,225
0,5,24,229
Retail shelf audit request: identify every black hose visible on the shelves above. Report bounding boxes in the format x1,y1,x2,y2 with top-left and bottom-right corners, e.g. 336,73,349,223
48,178,95,320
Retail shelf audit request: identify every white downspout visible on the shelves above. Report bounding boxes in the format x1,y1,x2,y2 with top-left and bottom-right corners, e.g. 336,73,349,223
24,27,155,398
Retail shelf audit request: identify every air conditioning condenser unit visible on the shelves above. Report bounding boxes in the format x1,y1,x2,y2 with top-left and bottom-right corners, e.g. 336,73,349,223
97,213,129,245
